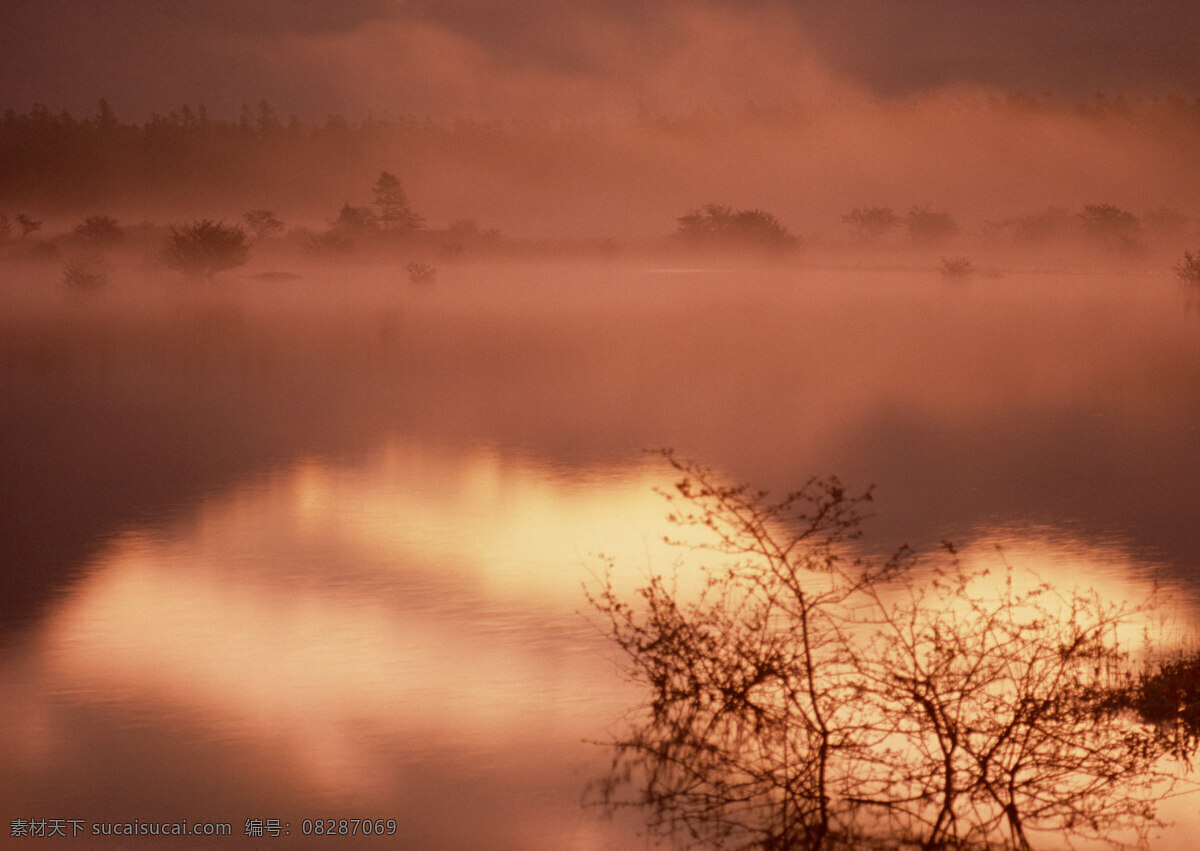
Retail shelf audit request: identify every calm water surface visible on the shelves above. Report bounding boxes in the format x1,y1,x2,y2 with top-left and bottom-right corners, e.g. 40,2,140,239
2,261,1199,847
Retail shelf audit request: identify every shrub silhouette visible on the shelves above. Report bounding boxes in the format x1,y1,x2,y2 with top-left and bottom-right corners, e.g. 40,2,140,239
1143,206,1189,239
406,262,436,285
589,452,888,849
842,207,901,242
855,552,1173,849
1078,204,1146,255
15,214,41,239
983,207,1071,247
1173,251,1200,287
242,209,284,242
940,256,974,279
1124,650,1200,762
676,204,797,251
588,452,1192,850
72,214,123,245
62,255,108,289
331,203,379,237
163,220,249,277
906,205,959,247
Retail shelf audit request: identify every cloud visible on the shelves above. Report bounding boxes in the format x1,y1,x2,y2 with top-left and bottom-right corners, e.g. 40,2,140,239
394,0,702,82
781,0,1200,96
127,0,404,37
0,1,1198,122
253,2,856,120
388,0,1200,101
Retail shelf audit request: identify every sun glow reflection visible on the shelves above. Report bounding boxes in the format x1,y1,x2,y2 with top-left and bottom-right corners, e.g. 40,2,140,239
901,527,1196,651
31,441,687,799
15,441,1196,831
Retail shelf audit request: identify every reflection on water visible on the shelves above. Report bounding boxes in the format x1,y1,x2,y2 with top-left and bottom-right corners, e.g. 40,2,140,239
934,526,1197,650
2,263,1200,846
3,441,1197,847
4,444,675,848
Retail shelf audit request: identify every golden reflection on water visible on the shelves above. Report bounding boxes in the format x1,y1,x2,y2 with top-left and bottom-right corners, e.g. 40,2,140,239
281,441,687,603
906,526,1196,650
9,440,1199,846
33,442,681,802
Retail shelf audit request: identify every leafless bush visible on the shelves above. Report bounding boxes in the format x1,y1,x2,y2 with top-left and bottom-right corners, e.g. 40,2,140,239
587,452,1193,849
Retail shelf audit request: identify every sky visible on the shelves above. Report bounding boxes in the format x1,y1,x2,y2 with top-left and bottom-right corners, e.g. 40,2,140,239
2,1,1199,121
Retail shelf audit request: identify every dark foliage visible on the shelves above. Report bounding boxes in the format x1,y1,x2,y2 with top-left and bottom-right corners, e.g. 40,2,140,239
242,209,284,242
842,207,901,242
983,207,1072,247
72,214,123,244
940,256,974,279
676,204,798,251
1143,206,1189,238
1078,204,1146,255
163,220,249,277
372,171,424,233
405,262,436,284
62,255,108,289
905,205,959,247
1173,251,1200,287
299,229,354,256
332,203,379,236
1120,651,1200,763
3,98,1200,221
16,213,41,238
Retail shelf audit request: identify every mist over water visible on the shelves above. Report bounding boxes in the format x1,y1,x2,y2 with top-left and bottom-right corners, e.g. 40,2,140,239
2,254,1200,845
6,94,1200,244
4,2,1200,845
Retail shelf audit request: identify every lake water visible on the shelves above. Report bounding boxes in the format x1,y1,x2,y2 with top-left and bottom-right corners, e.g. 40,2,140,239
2,260,1200,847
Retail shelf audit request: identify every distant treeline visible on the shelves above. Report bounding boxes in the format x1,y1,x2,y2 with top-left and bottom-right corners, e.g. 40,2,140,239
1,98,693,214
5,94,1200,218
0,100,447,212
